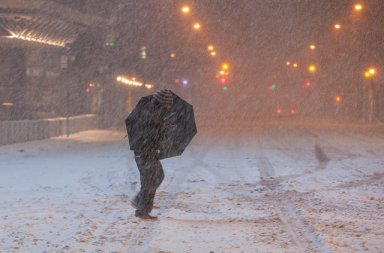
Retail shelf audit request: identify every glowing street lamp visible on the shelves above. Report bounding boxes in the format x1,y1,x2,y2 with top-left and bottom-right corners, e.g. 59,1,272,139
309,44,316,50
222,63,229,70
368,67,376,76
293,63,298,68
181,5,191,14
170,53,176,58
354,3,363,12
208,45,214,51
193,22,201,30
335,96,342,103
365,68,377,78
210,51,217,56
286,61,291,66
334,23,341,30
308,64,316,73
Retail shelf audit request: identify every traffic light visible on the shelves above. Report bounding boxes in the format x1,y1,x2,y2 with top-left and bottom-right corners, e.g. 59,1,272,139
269,84,277,90
104,42,114,48
305,81,311,87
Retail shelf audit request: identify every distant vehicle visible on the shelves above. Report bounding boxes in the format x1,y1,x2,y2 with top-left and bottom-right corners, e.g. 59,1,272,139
275,106,298,118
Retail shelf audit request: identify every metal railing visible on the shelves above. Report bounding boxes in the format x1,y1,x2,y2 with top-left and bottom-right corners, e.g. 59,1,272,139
0,114,98,145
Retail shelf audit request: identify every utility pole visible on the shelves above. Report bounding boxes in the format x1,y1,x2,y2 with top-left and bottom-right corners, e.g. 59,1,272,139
61,43,75,136
367,79,375,123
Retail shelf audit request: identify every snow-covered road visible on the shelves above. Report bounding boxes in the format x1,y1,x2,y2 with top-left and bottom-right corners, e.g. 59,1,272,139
0,122,383,253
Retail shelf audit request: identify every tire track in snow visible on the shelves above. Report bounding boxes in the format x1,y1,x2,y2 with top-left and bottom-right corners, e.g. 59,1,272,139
255,143,333,253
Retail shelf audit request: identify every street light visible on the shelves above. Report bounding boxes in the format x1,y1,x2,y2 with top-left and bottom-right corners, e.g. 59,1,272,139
365,68,377,78
309,44,316,50
181,5,191,14
193,22,201,30
368,67,376,76
222,63,229,70
354,3,363,12
334,23,341,30
364,67,378,122
308,64,316,73
286,61,291,66
210,51,217,56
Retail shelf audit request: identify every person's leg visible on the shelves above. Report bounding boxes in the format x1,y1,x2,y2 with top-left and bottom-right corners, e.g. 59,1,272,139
132,153,145,207
133,154,165,218
154,159,165,189
134,154,154,216
146,158,164,213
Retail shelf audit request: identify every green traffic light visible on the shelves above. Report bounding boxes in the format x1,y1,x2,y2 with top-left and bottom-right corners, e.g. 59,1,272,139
223,86,228,91
271,84,277,89
105,42,114,48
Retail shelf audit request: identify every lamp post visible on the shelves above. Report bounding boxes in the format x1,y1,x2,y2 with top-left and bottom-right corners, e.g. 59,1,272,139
364,67,377,123
60,44,75,137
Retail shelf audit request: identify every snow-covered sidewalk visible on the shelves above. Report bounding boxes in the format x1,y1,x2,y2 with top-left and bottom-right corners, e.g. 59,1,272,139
0,123,383,252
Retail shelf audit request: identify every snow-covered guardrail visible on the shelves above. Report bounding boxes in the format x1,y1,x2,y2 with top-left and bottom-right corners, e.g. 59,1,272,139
0,114,98,145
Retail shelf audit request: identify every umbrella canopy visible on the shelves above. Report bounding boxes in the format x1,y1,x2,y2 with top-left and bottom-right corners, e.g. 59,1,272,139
125,92,197,160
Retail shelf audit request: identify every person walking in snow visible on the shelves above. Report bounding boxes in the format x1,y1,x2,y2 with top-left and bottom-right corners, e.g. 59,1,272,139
125,89,175,220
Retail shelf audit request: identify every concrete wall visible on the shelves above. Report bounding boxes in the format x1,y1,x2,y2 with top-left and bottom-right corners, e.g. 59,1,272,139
0,114,98,145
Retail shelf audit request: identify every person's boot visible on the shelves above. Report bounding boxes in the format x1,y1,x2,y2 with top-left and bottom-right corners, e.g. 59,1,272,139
135,213,158,220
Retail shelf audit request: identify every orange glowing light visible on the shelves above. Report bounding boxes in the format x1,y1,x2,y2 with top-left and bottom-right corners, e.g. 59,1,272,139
193,23,201,30
181,5,191,14
354,3,363,12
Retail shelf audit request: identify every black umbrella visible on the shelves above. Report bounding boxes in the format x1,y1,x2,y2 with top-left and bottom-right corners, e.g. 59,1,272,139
125,91,197,160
